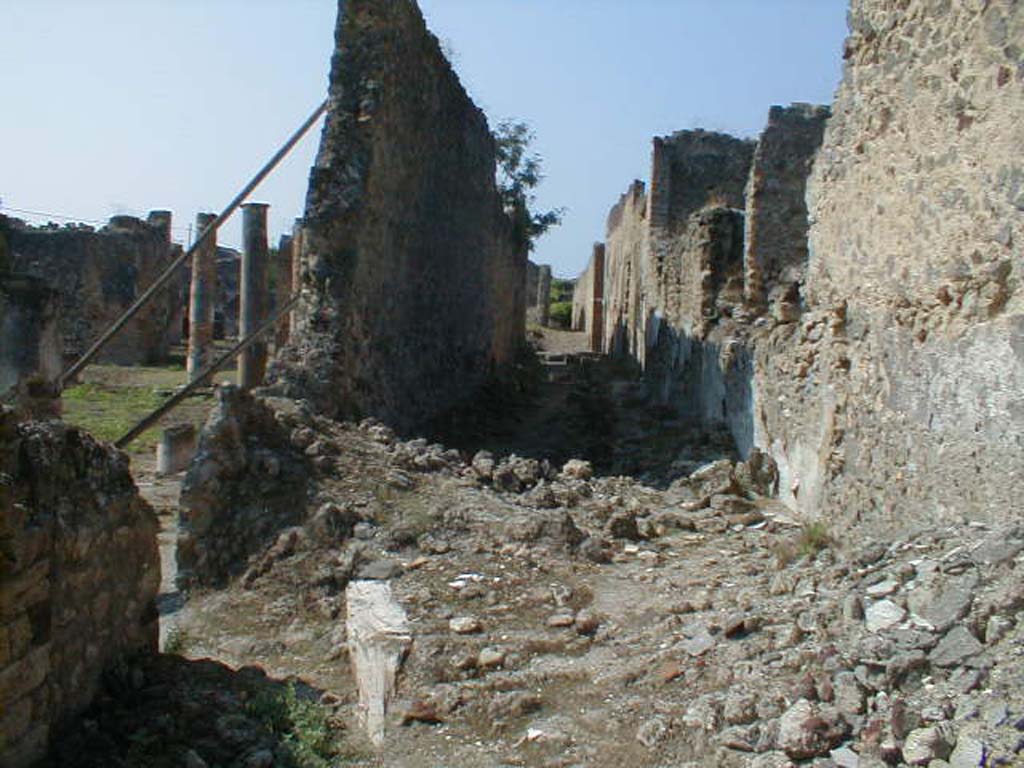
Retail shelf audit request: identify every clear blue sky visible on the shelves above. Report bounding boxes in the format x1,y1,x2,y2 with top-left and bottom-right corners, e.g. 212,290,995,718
1,1,848,278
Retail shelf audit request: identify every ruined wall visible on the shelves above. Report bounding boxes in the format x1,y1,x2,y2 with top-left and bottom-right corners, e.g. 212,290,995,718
269,0,526,434
0,275,61,400
4,213,182,367
603,181,648,359
753,0,1024,529
571,244,606,348
595,132,755,450
177,387,309,588
0,410,159,767
744,103,830,314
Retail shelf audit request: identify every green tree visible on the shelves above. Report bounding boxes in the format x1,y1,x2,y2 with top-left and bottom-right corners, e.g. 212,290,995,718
494,120,564,251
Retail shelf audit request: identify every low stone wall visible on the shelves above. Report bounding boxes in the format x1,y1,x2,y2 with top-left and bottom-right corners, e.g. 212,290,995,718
177,387,309,588
0,410,159,767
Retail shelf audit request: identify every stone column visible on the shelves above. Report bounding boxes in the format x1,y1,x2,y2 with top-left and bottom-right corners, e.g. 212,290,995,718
289,218,304,336
590,243,605,353
186,212,217,382
274,234,294,349
239,202,270,389
537,265,552,327
148,210,184,348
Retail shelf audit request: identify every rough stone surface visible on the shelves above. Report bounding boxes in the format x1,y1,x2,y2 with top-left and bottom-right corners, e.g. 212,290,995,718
0,408,158,768
756,0,1024,527
0,272,61,401
743,103,830,313
2,212,182,367
268,0,526,433
177,387,309,588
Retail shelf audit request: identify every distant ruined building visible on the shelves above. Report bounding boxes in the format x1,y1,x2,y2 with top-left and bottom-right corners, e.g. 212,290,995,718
1,212,183,371
575,0,1023,531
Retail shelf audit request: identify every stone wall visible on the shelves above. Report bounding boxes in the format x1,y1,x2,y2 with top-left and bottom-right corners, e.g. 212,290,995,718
0,274,61,401
744,103,830,314
580,0,1022,533
602,180,648,359
571,244,606,353
269,0,526,434
0,410,158,767
177,387,309,588
4,213,182,367
754,0,1024,529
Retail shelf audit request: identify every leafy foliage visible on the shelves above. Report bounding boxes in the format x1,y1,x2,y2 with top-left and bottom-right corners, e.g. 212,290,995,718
494,120,564,251
246,683,340,768
549,301,573,329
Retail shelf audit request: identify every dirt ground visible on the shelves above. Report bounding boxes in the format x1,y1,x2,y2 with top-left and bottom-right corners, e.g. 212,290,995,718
51,329,1024,768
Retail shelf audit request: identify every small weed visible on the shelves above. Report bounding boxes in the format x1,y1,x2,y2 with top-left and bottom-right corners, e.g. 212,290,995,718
163,626,190,655
798,521,833,558
772,521,833,567
247,683,341,768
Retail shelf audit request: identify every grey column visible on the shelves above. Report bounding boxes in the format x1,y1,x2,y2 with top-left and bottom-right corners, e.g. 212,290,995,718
148,210,184,348
289,217,304,336
274,233,294,349
186,212,217,382
239,202,270,389
537,265,552,327
590,243,606,353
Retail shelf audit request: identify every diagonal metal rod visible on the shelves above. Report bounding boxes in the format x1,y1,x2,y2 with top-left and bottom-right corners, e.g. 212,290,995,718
59,99,328,390
114,293,301,449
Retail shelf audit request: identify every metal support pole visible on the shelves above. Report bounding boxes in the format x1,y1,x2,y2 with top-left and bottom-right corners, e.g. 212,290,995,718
239,202,269,389
58,98,328,389
115,293,300,449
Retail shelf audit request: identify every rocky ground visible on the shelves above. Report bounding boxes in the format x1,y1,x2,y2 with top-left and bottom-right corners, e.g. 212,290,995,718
54,332,1024,768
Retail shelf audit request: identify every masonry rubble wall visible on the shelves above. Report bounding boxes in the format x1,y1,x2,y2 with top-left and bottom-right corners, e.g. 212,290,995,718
602,180,648,360
0,409,159,767
587,132,755,449
744,103,830,315
754,0,1024,528
0,274,61,401
268,0,526,434
571,244,606,341
3,213,182,367
177,387,309,588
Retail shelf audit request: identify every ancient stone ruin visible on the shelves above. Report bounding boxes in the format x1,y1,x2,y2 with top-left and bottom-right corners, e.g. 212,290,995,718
574,0,1023,531
2,211,183,369
267,0,527,433
3,0,1024,766
0,409,158,766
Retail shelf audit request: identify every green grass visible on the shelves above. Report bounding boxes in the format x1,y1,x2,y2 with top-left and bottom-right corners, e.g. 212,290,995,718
797,521,834,558
62,381,168,452
60,362,217,456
